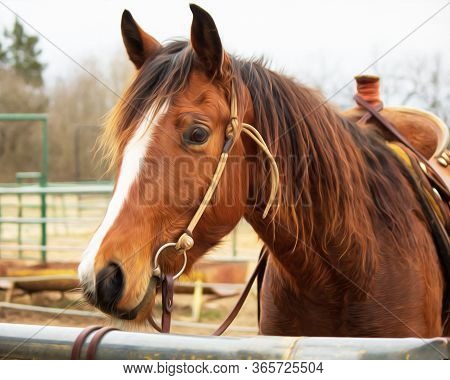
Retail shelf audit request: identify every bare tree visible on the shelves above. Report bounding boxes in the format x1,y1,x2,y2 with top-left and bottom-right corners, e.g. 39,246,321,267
47,53,132,181
0,52,132,182
0,68,48,181
374,54,450,124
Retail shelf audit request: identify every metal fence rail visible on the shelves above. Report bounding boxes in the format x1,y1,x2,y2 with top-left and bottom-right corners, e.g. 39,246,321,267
0,323,448,360
0,183,256,261
0,183,113,262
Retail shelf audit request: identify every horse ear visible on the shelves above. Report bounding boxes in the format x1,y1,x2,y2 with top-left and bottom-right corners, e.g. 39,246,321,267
189,4,224,77
121,10,161,69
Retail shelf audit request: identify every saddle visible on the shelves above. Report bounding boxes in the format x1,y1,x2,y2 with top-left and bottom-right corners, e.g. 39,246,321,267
342,75,450,188
342,75,450,322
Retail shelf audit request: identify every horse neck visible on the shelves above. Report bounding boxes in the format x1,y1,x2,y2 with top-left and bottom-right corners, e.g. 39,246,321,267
242,75,380,293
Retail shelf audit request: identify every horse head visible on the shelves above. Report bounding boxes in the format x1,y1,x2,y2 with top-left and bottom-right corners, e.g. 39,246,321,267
78,5,271,322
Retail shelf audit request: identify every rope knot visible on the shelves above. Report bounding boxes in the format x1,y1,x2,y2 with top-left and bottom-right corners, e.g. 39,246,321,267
175,232,194,251
226,117,238,138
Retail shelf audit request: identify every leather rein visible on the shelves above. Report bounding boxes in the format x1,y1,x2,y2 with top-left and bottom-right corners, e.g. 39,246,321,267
71,83,279,358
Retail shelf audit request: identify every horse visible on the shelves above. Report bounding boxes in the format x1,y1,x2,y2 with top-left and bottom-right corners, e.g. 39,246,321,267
79,4,449,338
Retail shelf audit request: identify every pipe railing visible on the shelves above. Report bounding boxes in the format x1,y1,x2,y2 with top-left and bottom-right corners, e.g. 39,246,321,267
0,323,448,359
0,184,113,262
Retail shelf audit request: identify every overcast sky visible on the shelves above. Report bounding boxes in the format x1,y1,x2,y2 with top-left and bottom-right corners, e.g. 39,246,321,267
0,0,449,93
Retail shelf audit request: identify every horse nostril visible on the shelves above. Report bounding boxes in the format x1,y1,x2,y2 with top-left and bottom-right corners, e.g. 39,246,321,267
95,262,124,312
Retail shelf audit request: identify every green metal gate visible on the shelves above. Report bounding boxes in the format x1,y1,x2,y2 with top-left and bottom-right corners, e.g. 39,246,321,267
0,114,48,261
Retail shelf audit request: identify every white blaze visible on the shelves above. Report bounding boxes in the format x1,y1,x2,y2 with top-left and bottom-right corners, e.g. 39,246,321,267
78,103,168,293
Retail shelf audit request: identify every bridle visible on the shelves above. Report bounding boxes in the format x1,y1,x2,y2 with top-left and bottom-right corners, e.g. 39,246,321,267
146,81,279,333
158,81,279,259
72,82,280,358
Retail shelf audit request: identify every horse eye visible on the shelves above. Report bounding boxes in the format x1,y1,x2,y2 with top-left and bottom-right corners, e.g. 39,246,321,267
183,125,210,145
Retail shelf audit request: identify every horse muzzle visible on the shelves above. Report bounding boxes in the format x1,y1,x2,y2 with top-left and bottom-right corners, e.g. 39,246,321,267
81,262,159,321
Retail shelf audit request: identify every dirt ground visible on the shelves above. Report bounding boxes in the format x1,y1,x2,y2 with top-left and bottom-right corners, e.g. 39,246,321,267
0,287,259,337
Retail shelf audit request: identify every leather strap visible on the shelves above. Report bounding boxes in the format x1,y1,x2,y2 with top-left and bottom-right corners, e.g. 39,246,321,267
147,314,163,332
161,274,174,333
354,94,450,202
357,102,383,125
86,327,119,360
212,249,268,336
155,249,269,336
70,325,102,360
256,246,269,324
